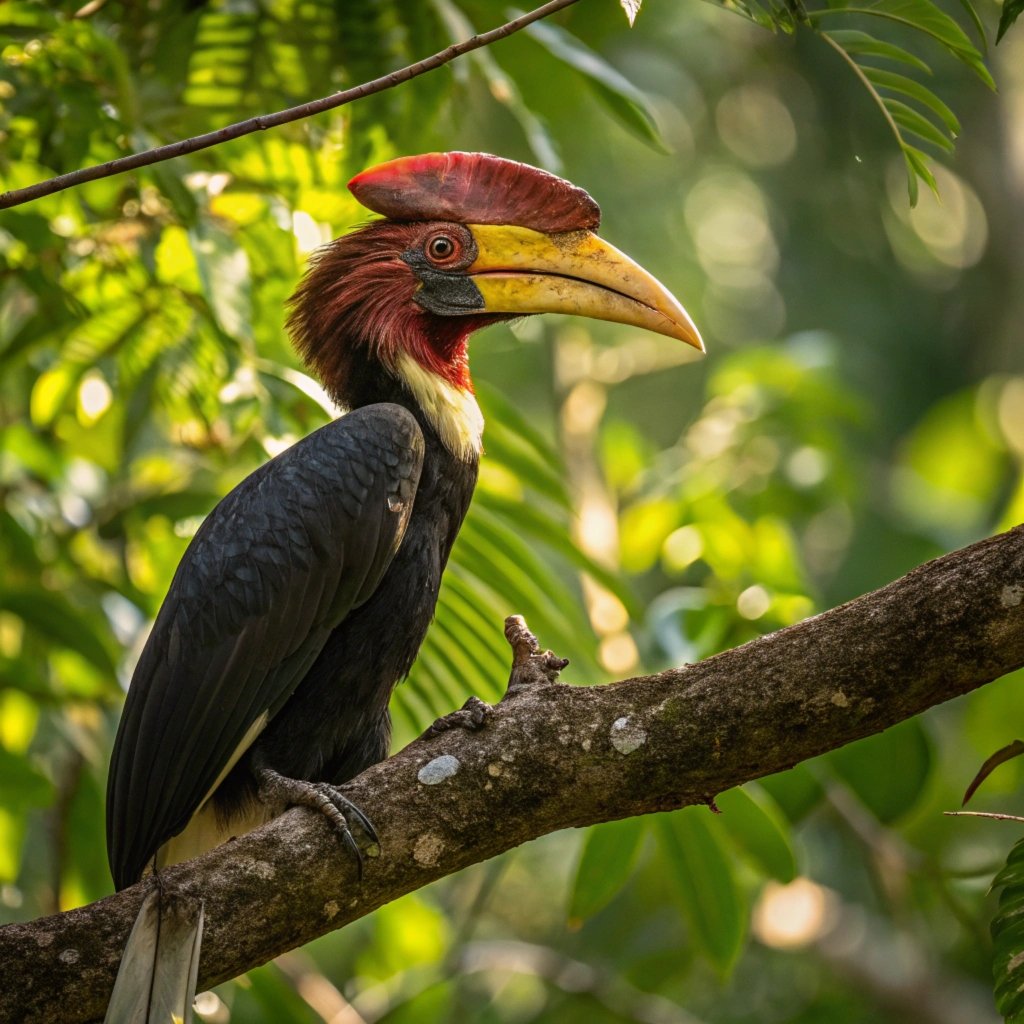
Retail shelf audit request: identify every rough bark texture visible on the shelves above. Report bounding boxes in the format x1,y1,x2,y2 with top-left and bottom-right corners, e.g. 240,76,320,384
2,525,1024,1023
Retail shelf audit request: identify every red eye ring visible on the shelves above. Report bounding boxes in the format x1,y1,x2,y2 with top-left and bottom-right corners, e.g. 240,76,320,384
426,233,459,264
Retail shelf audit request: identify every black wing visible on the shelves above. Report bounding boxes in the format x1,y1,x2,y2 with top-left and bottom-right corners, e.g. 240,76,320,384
106,404,423,889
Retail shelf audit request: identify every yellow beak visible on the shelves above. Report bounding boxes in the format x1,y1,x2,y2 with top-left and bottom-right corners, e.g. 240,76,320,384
466,224,704,356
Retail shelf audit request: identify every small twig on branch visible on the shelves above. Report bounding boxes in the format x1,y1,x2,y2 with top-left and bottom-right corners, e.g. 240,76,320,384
0,0,582,211
944,811,1024,823
504,614,570,694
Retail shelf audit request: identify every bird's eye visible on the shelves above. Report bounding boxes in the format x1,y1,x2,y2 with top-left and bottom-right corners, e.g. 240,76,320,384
426,234,458,263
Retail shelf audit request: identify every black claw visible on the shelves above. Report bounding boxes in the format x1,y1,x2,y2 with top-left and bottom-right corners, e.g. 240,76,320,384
338,823,364,879
324,787,379,847
338,795,379,846
256,766,377,876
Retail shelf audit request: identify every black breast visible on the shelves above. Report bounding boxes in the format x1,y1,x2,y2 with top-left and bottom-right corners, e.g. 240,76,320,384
217,416,479,815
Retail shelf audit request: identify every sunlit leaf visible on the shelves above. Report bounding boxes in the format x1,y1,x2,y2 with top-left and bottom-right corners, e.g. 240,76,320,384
0,2,59,30
0,749,53,882
0,590,117,676
896,388,1007,536
620,0,643,25
476,492,643,620
189,224,253,341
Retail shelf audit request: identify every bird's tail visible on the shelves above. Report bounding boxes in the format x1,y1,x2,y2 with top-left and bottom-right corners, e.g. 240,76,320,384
104,888,205,1024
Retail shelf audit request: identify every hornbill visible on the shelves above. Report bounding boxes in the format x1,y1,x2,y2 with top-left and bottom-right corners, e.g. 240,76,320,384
103,151,703,1020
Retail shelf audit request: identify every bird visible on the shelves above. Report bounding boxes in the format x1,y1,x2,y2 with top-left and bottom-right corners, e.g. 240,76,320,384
103,151,703,1021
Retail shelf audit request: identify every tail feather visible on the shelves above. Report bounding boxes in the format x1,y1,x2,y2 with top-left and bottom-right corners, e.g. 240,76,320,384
105,889,205,1024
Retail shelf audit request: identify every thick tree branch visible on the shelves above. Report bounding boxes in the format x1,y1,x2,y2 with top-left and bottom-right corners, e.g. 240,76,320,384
0,0,581,211
2,525,1023,1023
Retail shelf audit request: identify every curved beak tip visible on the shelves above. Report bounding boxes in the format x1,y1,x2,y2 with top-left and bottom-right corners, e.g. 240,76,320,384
673,313,705,356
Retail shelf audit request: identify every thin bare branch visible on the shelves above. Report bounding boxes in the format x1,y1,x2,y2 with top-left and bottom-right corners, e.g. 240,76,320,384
0,0,582,211
944,811,1024,822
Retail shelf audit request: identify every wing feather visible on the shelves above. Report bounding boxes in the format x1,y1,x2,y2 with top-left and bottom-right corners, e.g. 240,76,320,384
107,404,424,889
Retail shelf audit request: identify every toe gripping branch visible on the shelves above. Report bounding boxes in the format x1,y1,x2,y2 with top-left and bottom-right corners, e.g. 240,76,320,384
423,614,569,739
256,764,379,878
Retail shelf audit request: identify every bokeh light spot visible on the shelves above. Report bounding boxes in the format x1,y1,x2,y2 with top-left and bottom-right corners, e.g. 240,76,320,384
716,86,797,167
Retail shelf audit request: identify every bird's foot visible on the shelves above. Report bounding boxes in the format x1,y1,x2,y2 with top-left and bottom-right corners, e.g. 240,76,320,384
256,766,378,878
421,615,569,740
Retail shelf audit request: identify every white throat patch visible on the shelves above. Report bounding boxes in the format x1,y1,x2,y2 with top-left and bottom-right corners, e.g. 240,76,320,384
394,351,484,462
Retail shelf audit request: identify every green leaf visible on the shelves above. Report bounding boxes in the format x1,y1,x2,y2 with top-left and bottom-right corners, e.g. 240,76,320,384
716,785,798,883
818,32,939,204
0,590,117,677
824,29,932,71
433,0,563,170
862,67,959,134
455,520,596,667
964,740,1024,805
0,748,53,882
656,809,747,973
813,0,995,87
437,583,510,685
0,748,53,811
476,380,562,471
0,1,59,29
954,0,988,51
760,764,825,822
998,0,1024,41
991,837,1024,1021
481,421,571,511
829,718,933,823
188,223,252,341
905,145,939,199
476,492,643,620
885,98,955,151
521,16,669,152
569,817,645,921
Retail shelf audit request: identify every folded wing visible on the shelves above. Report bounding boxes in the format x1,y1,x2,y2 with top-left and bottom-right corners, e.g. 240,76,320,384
106,403,424,890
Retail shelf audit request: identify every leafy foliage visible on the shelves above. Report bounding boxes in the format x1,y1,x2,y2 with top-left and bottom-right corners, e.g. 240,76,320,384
705,0,997,202
1,0,1023,1021
998,0,1024,39
992,838,1024,1022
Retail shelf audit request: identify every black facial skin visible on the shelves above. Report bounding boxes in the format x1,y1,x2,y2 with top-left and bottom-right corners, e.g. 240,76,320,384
401,223,486,316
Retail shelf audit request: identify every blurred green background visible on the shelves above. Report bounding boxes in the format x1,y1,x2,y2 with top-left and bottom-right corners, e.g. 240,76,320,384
2,0,1024,1021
